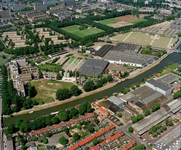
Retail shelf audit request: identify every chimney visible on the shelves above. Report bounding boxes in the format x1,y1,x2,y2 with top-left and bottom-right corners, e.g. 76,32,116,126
93,66,95,82
75,69,77,83
79,72,81,85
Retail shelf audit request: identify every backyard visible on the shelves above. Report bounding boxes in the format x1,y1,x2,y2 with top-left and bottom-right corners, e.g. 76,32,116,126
0,56,5,63
61,25,104,38
31,79,74,104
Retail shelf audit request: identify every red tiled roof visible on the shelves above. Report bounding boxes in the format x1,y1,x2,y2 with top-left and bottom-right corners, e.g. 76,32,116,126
98,107,109,116
28,113,95,136
90,131,124,150
120,140,135,150
67,125,115,150
97,116,103,122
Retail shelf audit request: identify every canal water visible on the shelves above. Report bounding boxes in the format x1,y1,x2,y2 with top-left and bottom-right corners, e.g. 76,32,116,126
4,53,181,126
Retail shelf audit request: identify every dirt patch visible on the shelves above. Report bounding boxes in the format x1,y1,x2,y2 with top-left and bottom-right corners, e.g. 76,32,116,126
139,14,149,19
98,101,109,109
48,83,53,85
116,15,139,21
108,21,133,28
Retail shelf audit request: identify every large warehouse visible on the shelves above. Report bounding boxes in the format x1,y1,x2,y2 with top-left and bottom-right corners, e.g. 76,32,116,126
158,73,179,85
103,50,156,67
78,59,109,76
145,79,172,96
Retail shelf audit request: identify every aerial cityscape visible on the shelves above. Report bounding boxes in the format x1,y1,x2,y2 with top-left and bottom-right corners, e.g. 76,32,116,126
0,0,181,149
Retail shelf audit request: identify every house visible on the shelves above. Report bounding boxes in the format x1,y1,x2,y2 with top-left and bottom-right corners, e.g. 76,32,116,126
120,140,135,150
98,107,109,116
97,115,103,122
145,79,172,96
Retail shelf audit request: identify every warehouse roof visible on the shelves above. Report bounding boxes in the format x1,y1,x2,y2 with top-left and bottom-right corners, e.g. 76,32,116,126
132,109,170,135
158,73,179,84
94,44,115,57
146,79,171,91
108,96,124,105
103,50,155,65
78,59,109,76
167,99,181,113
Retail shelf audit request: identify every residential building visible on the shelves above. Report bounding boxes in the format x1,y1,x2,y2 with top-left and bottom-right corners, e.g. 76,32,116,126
145,79,172,96
170,18,181,30
85,0,92,4
26,12,49,22
160,8,174,14
98,107,109,116
120,140,136,150
11,4,26,11
0,10,15,23
43,0,56,5
34,4,47,11
139,7,155,13
63,0,75,6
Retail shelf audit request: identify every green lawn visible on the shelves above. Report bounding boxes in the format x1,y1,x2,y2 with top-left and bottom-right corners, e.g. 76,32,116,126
99,18,121,25
61,25,104,38
161,63,180,76
38,64,62,73
31,79,74,104
0,56,5,63
128,19,147,24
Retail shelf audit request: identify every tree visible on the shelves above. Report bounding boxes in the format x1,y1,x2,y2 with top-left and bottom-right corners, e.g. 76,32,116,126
73,133,80,140
16,118,23,128
85,147,90,150
44,132,52,137
128,127,133,133
144,109,150,116
107,75,113,82
132,117,137,123
7,123,16,134
93,139,100,146
178,31,181,37
51,116,60,124
94,118,99,124
43,137,48,144
83,80,95,92
87,125,94,133
58,111,69,121
56,73,62,80
56,88,71,100
46,115,52,125
136,83,140,87
31,62,35,67
28,83,37,98
59,136,68,145
117,113,122,118
137,114,143,121
70,85,81,96
38,71,43,78
20,123,29,133
169,120,173,126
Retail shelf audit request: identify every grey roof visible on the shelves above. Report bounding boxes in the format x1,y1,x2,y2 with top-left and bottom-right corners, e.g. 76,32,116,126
103,50,156,65
146,79,171,91
158,73,179,84
78,59,109,76
167,99,181,113
132,109,170,135
108,96,124,105
95,44,115,57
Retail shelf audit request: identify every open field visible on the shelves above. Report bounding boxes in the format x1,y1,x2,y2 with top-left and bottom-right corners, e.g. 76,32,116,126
116,15,139,21
110,32,176,48
99,18,121,25
108,21,133,28
128,19,147,24
160,63,180,76
31,79,74,104
61,25,104,38
38,64,62,72
0,56,5,63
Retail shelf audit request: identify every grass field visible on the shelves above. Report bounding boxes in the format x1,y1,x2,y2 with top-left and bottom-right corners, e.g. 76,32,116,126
110,32,130,41
161,63,180,76
128,19,147,24
31,79,74,104
61,25,104,38
38,64,62,73
0,56,5,63
99,18,121,25
152,36,171,48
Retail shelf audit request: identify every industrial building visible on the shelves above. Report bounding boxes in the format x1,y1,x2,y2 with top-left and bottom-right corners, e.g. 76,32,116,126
108,96,125,107
120,86,164,113
78,59,109,76
158,73,179,85
170,18,181,30
103,50,156,67
48,50,68,58
145,79,172,96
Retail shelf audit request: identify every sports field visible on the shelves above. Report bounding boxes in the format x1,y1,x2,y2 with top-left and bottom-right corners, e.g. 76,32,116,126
110,32,176,48
99,18,121,25
128,19,147,24
61,25,104,38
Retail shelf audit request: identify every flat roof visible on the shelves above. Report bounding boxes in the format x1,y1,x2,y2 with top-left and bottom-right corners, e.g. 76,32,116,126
78,59,109,76
94,44,115,57
105,100,124,113
167,99,181,113
108,96,124,105
146,79,171,91
158,73,180,84
132,109,170,135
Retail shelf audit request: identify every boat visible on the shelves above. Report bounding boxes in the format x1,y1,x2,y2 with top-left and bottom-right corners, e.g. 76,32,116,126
29,111,34,114
50,111,59,115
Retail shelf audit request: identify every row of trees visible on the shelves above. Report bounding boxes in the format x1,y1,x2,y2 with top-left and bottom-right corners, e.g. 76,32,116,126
132,114,143,123
56,85,82,100
7,101,92,134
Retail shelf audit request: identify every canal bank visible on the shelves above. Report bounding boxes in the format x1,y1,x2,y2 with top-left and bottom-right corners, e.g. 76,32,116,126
3,52,181,126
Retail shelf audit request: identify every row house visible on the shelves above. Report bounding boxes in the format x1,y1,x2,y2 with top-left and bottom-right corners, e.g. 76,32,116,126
90,131,125,150
28,113,95,137
67,124,115,150
120,140,136,150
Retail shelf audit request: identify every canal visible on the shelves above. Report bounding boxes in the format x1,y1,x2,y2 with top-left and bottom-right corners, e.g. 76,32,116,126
4,53,181,126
